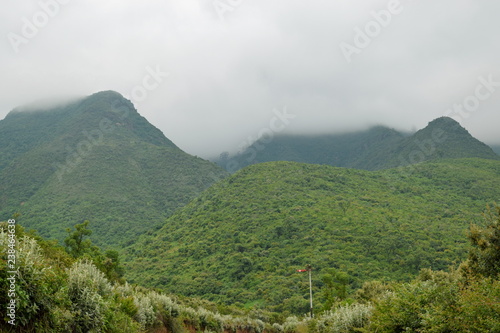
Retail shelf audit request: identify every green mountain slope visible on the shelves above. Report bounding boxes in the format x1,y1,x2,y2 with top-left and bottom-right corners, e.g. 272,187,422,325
0,91,228,247
125,158,500,311
215,117,498,172
214,126,405,172
0,222,273,333
381,117,500,169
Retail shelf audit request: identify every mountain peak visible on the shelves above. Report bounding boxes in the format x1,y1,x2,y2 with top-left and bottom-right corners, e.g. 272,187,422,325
215,116,498,172
89,90,124,99
413,116,468,140
428,116,459,125
395,116,499,166
425,116,463,131
0,92,228,247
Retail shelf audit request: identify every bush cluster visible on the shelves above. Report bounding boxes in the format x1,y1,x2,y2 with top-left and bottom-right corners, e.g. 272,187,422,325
2,204,500,332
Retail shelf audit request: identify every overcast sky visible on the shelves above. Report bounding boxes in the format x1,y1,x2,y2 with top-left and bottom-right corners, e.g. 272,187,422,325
1,0,499,157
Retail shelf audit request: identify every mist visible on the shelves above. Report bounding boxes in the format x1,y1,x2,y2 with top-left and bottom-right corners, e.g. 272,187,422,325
1,0,500,158
12,95,83,114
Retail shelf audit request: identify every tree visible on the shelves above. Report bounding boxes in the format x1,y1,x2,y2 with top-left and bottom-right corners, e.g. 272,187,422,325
321,269,350,310
466,204,500,278
336,197,352,216
101,249,125,281
64,221,124,282
64,220,96,258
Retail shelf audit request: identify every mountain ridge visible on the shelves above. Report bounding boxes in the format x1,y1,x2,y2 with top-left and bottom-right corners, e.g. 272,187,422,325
213,116,499,172
125,157,500,310
0,91,228,247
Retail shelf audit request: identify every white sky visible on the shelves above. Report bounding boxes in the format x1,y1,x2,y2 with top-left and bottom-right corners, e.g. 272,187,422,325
1,0,499,157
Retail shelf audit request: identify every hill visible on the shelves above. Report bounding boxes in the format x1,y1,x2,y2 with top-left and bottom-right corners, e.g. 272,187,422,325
214,117,499,172
125,158,500,312
381,117,499,169
0,91,228,247
0,221,273,332
3,200,500,332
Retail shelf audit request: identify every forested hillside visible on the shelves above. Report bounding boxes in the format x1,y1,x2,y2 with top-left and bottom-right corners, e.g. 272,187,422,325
0,221,271,332
0,91,228,247
3,204,500,332
214,117,498,172
125,158,500,312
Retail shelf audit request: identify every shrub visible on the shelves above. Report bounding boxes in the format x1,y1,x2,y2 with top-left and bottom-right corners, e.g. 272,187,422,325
422,278,500,332
68,259,112,297
367,270,459,332
133,294,156,329
67,260,112,332
317,303,373,333
0,232,64,331
283,316,300,333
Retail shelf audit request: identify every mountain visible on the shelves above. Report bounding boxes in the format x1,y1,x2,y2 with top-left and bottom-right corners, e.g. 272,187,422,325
381,117,499,169
125,158,500,311
215,126,405,171
214,117,499,172
0,91,228,247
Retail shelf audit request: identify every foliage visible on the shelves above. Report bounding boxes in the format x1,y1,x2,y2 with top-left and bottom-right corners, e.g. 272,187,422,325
214,117,499,172
1,184,500,332
125,158,500,312
465,204,500,278
354,281,392,304
2,93,500,331
213,126,405,172
67,260,110,332
367,269,460,332
0,222,70,332
0,222,279,332
64,220,95,258
421,277,500,333
0,91,228,248
366,219,500,333
316,303,373,333
64,221,124,283
321,269,351,310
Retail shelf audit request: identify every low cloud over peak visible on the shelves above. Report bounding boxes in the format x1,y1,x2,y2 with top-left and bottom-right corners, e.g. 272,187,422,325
1,0,500,157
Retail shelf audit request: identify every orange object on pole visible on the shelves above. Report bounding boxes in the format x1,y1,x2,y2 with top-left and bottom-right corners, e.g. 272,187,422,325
297,265,313,317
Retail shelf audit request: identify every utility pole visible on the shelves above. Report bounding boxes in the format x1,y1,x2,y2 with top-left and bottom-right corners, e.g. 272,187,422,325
297,264,314,317
307,264,313,318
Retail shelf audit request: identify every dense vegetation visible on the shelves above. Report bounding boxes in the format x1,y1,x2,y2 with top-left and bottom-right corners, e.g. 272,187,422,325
2,92,500,331
2,206,500,332
125,158,500,313
214,117,499,172
214,126,405,171
0,91,228,247
0,221,271,332
285,205,500,332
